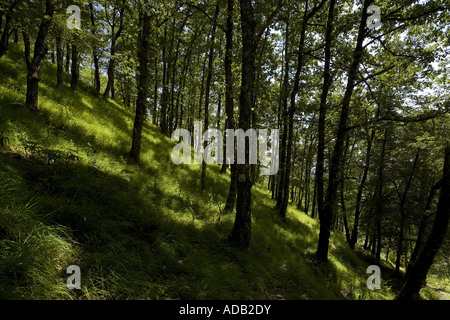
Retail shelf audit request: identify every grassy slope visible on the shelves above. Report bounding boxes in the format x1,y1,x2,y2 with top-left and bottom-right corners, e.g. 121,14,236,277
0,45,446,300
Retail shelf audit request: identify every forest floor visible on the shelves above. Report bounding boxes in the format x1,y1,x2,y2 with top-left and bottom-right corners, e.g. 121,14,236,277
1,45,449,300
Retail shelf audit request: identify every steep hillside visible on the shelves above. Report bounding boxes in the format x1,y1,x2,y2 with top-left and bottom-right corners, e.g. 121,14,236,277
0,45,446,300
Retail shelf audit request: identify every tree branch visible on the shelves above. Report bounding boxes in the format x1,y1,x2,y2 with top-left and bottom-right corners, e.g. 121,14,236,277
384,5,446,22
114,0,126,40
346,107,449,132
256,0,284,43
355,65,395,86
22,31,31,69
363,24,408,49
377,38,419,59
306,0,327,21
181,1,226,33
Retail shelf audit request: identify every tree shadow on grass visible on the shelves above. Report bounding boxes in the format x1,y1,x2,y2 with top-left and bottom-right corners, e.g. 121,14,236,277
0,151,271,299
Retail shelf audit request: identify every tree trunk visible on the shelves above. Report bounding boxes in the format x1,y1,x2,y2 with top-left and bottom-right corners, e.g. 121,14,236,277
395,149,420,275
349,129,375,249
23,0,55,110
160,26,170,134
374,128,387,261
224,0,237,212
218,96,227,174
129,11,151,163
363,213,373,250
228,0,256,249
104,44,116,98
65,44,71,73
340,174,351,243
315,0,336,260
311,174,317,218
304,138,315,214
104,3,125,100
334,135,351,231
56,36,64,88
0,0,18,58
386,238,391,262
276,21,289,211
92,46,101,93
174,59,188,130
201,1,220,191
271,175,276,199
297,139,307,210
70,43,79,91
25,63,40,109
13,29,19,43
166,17,177,133
396,146,450,300
153,57,159,125
316,0,336,232
371,231,376,255
316,0,371,262
169,36,180,133
89,2,101,93
408,178,442,271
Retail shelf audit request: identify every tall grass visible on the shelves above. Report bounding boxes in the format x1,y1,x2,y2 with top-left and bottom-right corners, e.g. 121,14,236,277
0,164,76,299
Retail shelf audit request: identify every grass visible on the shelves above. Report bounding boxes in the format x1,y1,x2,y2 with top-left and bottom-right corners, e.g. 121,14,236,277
0,44,447,300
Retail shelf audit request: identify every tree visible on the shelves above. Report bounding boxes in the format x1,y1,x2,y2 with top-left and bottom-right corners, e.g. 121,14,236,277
349,128,376,249
128,5,152,164
279,0,327,220
408,177,443,269
223,0,237,212
316,0,372,262
395,146,450,300
65,43,70,72
70,39,79,91
103,0,126,100
201,0,220,191
275,16,289,212
228,0,283,249
0,0,18,58
23,0,55,110
394,149,420,275
316,0,335,241
89,2,102,94
228,0,257,249
55,34,64,88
